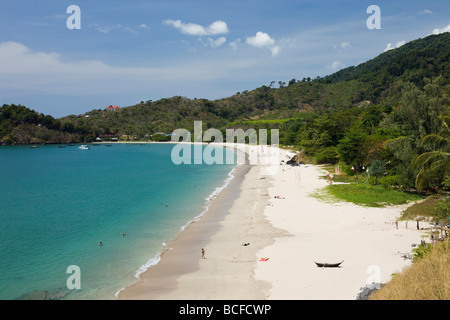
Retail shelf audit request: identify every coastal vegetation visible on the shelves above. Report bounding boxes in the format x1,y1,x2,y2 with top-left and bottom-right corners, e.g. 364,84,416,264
369,237,450,300
0,104,86,144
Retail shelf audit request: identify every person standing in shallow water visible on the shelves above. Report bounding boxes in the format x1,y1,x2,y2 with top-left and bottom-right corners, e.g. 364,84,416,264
201,248,205,259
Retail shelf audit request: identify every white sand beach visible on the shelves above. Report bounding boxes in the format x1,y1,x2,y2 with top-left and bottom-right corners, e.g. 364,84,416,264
118,143,428,300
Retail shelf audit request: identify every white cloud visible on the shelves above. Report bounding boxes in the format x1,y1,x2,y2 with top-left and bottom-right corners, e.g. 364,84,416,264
208,37,226,48
246,31,274,48
330,60,345,70
333,41,350,51
384,40,406,52
117,24,138,34
198,37,227,48
271,46,281,57
421,9,433,14
207,21,229,35
95,23,149,34
246,31,280,56
229,38,241,50
340,41,350,49
96,25,113,34
163,19,229,36
431,23,450,35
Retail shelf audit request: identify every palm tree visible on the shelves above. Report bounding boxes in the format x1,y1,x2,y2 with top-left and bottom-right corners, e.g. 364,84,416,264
412,116,450,192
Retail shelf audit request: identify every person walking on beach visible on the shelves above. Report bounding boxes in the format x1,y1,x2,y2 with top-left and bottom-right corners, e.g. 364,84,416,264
201,248,205,259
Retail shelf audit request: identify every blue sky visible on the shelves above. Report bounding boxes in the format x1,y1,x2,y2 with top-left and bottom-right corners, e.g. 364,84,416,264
0,0,449,117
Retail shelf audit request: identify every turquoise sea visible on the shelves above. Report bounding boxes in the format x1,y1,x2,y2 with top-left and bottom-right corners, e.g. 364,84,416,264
0,143,236,300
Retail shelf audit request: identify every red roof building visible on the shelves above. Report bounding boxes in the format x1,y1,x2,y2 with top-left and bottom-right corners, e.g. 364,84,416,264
106,105,120,111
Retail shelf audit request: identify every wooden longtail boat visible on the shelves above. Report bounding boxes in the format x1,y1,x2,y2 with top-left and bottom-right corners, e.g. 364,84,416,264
314,260,344,268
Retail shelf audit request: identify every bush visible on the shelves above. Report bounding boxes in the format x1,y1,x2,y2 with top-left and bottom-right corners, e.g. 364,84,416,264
442,176,450,191
434,196,450,226
368,176,378,185
151,134,171,142
314,146,339,164
379,175,401,189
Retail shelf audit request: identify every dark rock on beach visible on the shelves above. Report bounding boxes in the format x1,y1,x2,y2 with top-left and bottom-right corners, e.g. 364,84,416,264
356,283,383,300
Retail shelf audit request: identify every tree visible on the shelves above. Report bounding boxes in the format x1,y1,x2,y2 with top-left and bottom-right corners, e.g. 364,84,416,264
337,126,367,168
412,116,450,192
368,159,385,184
385,136,418,189
395,78,447,141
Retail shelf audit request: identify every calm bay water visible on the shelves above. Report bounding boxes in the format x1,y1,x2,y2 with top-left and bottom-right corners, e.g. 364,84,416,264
0,143,236,299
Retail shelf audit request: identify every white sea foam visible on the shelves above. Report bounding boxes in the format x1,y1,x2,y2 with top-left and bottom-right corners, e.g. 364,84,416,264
134,253,162,280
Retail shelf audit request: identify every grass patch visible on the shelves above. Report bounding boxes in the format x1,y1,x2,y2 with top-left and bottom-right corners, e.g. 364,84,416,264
400,195,440,221
312,183,422,207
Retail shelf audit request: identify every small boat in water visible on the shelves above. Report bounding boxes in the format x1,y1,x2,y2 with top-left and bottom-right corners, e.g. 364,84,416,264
79,144,90,150
314,260,344,268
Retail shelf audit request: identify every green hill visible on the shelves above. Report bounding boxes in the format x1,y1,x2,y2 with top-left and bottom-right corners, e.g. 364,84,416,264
57,32,449,139
0,104,83,145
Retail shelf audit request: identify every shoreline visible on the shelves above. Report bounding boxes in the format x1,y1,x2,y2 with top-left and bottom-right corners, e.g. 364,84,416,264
118,144,427,300
118,143,265,299
123,158,241,289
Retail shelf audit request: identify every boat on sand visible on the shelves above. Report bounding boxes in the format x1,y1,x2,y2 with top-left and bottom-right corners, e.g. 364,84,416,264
314,260,344,268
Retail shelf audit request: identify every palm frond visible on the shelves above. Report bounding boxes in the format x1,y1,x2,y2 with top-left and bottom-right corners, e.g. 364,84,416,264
419,134,449,150
413,150,450,192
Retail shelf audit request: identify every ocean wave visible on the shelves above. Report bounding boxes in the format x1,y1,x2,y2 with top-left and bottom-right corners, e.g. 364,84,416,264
114,246,168,298
134,252,162,280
